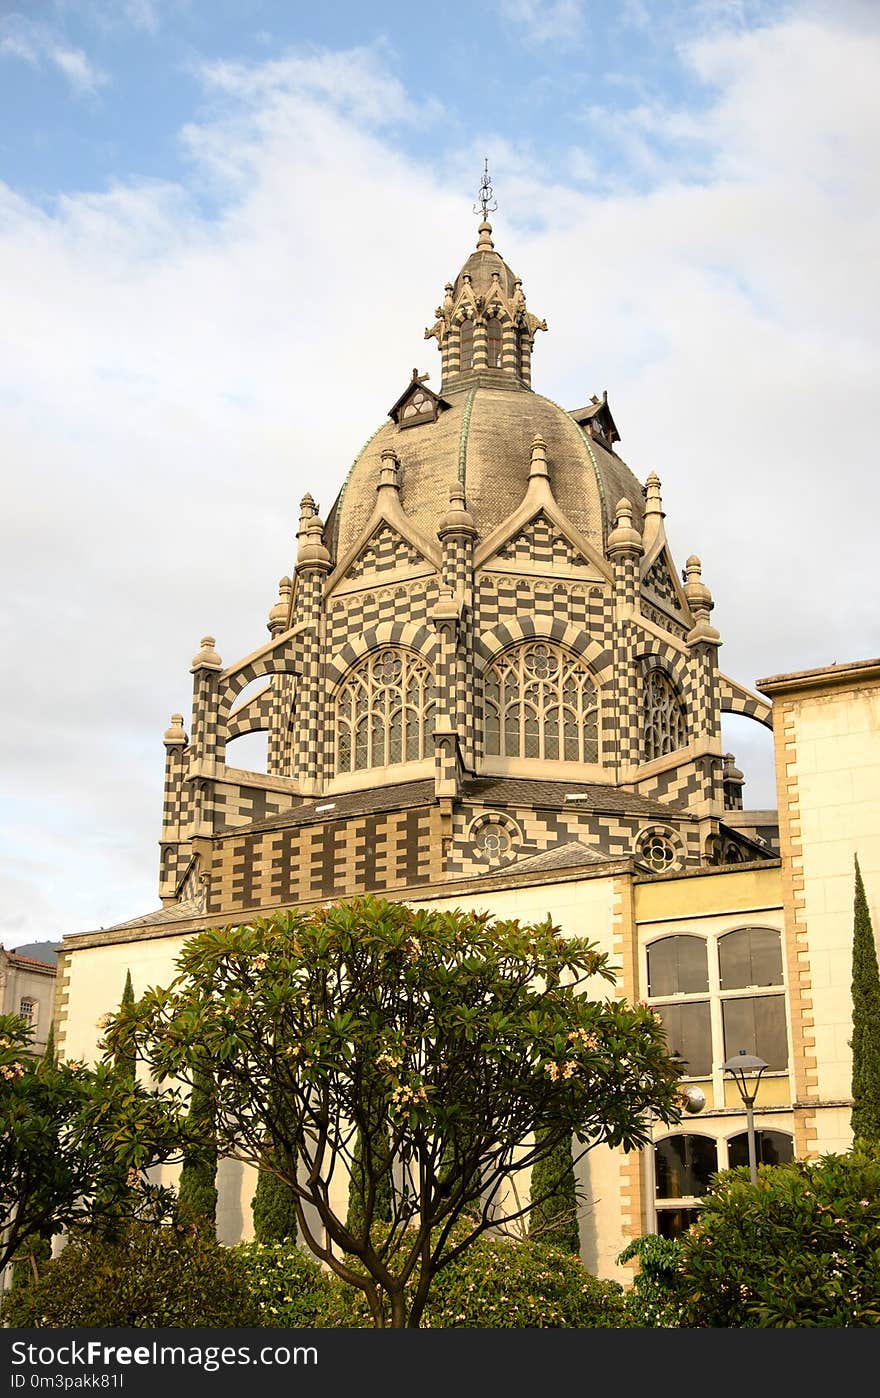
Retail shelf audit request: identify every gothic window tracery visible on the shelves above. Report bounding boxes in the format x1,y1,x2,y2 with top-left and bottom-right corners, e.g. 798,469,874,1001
642,664,687,761
334,648,436,774
483,642,598,763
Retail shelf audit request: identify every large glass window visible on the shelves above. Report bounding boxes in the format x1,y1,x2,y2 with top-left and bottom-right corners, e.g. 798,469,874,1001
647,935,709,996
653,1001,712,1077
483,642,598,764
334,649,436,775
722,995,788,1069
719,926,787,1069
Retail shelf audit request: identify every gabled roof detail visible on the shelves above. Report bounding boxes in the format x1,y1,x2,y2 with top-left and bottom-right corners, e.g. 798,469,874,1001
490,509,598,572
642,548,685,612
388,370,451,428
569,392,620,447
342,521,428,583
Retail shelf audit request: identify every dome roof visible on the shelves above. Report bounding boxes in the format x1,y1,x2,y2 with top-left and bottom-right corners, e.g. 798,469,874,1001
453,219,519,299
324,381,646,564
323,219,647,565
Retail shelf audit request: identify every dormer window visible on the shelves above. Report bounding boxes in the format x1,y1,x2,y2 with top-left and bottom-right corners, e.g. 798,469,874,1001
387,373,450,430
400,389,435,424
460,319,475,372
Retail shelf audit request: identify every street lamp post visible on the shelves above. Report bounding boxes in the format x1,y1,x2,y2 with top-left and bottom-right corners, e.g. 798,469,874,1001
722,1050,768,1185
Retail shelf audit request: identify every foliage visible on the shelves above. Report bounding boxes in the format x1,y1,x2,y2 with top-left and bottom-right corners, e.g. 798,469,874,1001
671,1146,880,1327
0,1013,181,1276
617,1233,688,1327
335,1222,630,1328
234,1240,338,1326
851,856,880,1145
1,1219,259,1329
105,896,682,1327
527,1129,581,1253
177,1068,218,1231
251,1152,299,1243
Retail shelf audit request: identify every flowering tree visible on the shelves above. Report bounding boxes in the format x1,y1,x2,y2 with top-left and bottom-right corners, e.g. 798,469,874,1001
106,896,682,1327
0,1015,180,1277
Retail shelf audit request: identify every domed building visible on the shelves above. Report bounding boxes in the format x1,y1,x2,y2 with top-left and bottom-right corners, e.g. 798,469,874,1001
53,203,877,1281
152,213,773,913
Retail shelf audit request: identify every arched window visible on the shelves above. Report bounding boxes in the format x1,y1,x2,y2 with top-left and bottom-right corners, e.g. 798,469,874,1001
642,664,687,761
483,642,598,764
647,935,709,996
727,1130,793,1171
654,1133,718,1239
334,648,436,775
486,317,502,368
460,319,474,372
718,926,787,1070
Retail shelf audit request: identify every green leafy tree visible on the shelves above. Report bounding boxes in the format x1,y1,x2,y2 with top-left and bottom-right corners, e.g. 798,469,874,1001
851,856,880,1145
672,1146,880,1327
0,1014,180,1277
527,1128,581,1252
106,896,682,1328
177,1067,218,1231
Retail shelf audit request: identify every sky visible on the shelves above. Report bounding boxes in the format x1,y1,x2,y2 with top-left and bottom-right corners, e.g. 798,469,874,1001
1,0,878,948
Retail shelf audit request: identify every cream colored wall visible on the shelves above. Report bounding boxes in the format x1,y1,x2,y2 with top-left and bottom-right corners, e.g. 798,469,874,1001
412,872,633,1280
59,935,191,1065
787,684,880,1106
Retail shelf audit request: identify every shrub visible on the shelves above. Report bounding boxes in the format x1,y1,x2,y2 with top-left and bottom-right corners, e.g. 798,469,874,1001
333,1224,630,1328
617,1234,687,1327
234,1240,338,1327
674,1146,880,1327
0,1221,259,1328
423,1231,630,1328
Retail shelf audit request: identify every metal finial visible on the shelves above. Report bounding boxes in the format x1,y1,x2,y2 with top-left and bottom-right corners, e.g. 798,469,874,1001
473,158,497,220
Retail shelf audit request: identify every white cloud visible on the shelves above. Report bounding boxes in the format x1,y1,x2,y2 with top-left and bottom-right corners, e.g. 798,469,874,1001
0,14,106,94
496,0,585,45
1,19,878,945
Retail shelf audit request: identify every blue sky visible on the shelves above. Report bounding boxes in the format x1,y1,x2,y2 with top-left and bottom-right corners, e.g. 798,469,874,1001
1,0,878,946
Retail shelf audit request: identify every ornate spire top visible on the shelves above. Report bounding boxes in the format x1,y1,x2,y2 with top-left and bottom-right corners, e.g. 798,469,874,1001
473,157,497,223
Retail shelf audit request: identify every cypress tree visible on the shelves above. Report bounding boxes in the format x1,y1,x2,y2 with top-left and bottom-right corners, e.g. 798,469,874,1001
851,855,880,1145
177,1068,218,1232
115,970,137,1085
528,1129,581,1253
42,1021,55,1065
251,1155,299,1243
